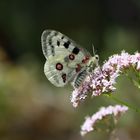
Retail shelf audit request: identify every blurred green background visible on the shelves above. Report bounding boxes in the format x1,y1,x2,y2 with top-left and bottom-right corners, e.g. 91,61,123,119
0,0,140,140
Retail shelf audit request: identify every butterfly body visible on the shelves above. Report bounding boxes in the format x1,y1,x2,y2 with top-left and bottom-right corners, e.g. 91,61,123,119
41,30,99,88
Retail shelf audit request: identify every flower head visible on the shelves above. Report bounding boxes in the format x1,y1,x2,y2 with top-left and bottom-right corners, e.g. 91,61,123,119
71,51,140,107
80,105,128,136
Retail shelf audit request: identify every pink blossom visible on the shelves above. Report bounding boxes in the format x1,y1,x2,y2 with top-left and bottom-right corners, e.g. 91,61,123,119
71,51,140,107
80,105,128,136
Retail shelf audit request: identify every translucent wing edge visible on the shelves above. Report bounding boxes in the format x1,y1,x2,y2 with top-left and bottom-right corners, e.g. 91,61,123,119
41,30,54,59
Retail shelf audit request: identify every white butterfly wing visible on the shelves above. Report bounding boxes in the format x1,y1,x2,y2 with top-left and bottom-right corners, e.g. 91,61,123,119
44,56,76,87
41,30,91,87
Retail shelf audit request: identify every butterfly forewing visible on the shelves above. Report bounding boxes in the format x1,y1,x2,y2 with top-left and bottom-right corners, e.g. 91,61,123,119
41,30,91,87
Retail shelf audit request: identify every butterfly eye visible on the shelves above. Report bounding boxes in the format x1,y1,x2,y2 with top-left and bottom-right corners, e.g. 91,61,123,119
69,54,75,60
56,63,63,70
95,55,99,60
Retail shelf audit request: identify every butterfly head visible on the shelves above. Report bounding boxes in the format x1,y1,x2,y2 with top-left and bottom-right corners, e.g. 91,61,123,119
86,54,99,72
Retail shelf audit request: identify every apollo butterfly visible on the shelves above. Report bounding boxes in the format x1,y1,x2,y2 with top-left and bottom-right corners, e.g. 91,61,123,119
41,30,99,88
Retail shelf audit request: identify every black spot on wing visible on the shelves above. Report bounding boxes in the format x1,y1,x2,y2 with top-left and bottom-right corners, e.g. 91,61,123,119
62,73,66,83
49,40,52,45
72,47,80,55
57,41,60,46
64,41,70,49
54,32,58,36
51,45,55,56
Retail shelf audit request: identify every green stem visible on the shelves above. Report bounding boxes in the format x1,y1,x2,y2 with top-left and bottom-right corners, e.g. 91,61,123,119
104,94,140,114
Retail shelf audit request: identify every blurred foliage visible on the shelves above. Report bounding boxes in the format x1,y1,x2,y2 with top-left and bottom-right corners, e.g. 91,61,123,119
0,0,140,140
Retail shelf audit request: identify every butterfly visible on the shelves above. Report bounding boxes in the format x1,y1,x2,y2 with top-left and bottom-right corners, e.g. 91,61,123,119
41,30,99,88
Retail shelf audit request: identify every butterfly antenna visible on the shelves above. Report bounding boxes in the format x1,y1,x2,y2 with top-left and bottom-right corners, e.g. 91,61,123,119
92,44,96,56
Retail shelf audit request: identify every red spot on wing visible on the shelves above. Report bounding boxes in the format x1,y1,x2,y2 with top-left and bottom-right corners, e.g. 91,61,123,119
82,56,90,64
69,54,75,60
56,63,63,70
76,64,81,72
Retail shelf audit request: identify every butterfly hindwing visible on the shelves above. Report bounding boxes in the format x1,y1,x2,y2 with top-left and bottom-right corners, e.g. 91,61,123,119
41,30,91,87
44,56,76,87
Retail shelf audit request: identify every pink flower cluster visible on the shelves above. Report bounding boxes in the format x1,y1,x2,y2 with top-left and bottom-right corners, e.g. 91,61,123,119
71,51,140,107
80,105,128,136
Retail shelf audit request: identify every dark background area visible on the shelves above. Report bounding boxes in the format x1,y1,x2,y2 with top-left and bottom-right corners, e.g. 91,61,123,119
0,0,140,140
